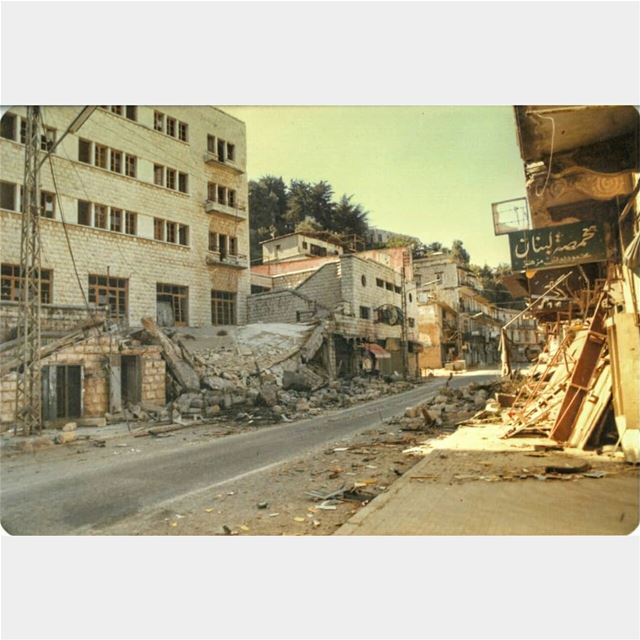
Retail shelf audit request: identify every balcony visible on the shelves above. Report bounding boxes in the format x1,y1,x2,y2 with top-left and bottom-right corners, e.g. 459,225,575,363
204,199,247,220
203,152,244,174
205,251,248,269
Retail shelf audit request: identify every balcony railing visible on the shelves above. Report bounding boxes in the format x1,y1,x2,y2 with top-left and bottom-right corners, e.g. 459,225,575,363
203,152,244,174
204,199,247,219
205,251,248,269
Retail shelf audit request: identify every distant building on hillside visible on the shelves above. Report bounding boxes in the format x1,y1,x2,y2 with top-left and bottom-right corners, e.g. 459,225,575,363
365,227,421,248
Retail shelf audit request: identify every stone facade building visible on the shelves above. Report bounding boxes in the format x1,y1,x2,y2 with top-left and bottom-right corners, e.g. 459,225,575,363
414,253,541,369
0,106,250,330
249,248,421,376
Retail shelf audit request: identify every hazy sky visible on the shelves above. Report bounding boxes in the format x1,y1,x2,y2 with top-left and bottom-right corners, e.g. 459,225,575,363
222,106,526,267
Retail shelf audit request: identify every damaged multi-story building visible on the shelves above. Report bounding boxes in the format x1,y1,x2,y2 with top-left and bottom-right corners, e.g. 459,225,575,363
0,106,250,427
249,233,421,377
495,105,640,461
413,252,540,370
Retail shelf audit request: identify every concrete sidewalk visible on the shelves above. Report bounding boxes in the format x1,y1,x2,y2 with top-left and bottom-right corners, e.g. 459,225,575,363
336,423,640,535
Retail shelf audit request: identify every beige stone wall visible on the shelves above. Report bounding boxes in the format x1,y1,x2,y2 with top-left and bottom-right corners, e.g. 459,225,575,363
0,106,249,326
0,302,106,341
0,335,165,425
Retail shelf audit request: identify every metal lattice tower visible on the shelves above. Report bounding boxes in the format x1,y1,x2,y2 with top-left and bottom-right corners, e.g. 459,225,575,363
400,248,410,379
15,106,43,435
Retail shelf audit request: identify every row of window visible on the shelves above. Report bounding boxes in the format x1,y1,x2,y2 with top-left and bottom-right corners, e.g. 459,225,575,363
1,264,237,325
100,106,138,121
154,217,189,246
207,135,235,162
207,182,237,207
78,200,138,235
0,181,55,218
1,113,56,151
208,231,238,257
154,110,189,142
78,138,138,178
374,277,402,294
154,164,189,193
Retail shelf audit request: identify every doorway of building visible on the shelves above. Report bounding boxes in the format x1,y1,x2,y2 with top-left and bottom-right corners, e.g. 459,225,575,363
121,355,141,406
42,365,82,422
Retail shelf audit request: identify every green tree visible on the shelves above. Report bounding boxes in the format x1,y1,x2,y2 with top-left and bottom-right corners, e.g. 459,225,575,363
451,239,470,265
248,175,289,261
333,194,369,238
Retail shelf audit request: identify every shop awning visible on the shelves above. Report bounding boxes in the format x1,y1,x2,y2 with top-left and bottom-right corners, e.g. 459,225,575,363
362,343,391,359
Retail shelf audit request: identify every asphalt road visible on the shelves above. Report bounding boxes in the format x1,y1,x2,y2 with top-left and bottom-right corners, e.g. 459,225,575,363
1,371,497,534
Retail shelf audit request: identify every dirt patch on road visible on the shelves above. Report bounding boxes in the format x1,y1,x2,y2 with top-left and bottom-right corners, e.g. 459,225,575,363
94,425,457,536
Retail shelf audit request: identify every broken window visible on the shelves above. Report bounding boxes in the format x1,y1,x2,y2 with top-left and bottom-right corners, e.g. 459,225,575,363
310,244,327,257
166,168,176,190
178,172,188,193
154,217,165,241
218,234,228,259
178,224,189,246
40,191,55,218
154,164,164,186
110,208,123,233
207,134,216,153
394,285,401,294
1,112,17,140
217,185,227,205
78,138,92,163
228,189,236,207
125,154,137,178
78,200,91,226
385,282,393,291
88,274,128,321
0,181,17,211
111,106,123,116
157,283,188,326
94,144,108,169
154,111,164,132
125,106,137,121
110,149,123,174
178,121,188,142
166,221,177,243
229,236,237,255
19,118,26,144
41,126,56,152
125,211,137,235
166,117,176,137
1,263,52,303
211,290,236,325
209,231,218,252
359,306,370,320
217,138,225,160
207,182,217,201
94,204,108,229
227,143,235,161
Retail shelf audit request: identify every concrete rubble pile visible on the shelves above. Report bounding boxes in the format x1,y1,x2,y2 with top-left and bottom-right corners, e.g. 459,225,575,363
388,380,507,433
137,319,416,426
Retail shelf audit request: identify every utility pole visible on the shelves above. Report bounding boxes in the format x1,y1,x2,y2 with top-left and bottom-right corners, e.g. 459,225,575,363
400,248,410,379
15,106,43,435
13,106,97,436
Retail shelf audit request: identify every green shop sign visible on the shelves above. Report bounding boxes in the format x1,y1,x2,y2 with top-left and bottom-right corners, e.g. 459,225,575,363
509,220,608,271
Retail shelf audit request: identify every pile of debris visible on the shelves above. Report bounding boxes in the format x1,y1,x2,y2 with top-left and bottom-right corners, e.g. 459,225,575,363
387,380,509,433
497,294,618,453
133,318,417,427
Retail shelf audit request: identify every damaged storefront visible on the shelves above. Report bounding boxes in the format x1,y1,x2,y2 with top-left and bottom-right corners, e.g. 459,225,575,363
496,105,640,462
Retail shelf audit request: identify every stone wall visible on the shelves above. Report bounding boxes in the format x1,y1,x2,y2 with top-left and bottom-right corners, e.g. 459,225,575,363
0,335,165,427
0,302,106,342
